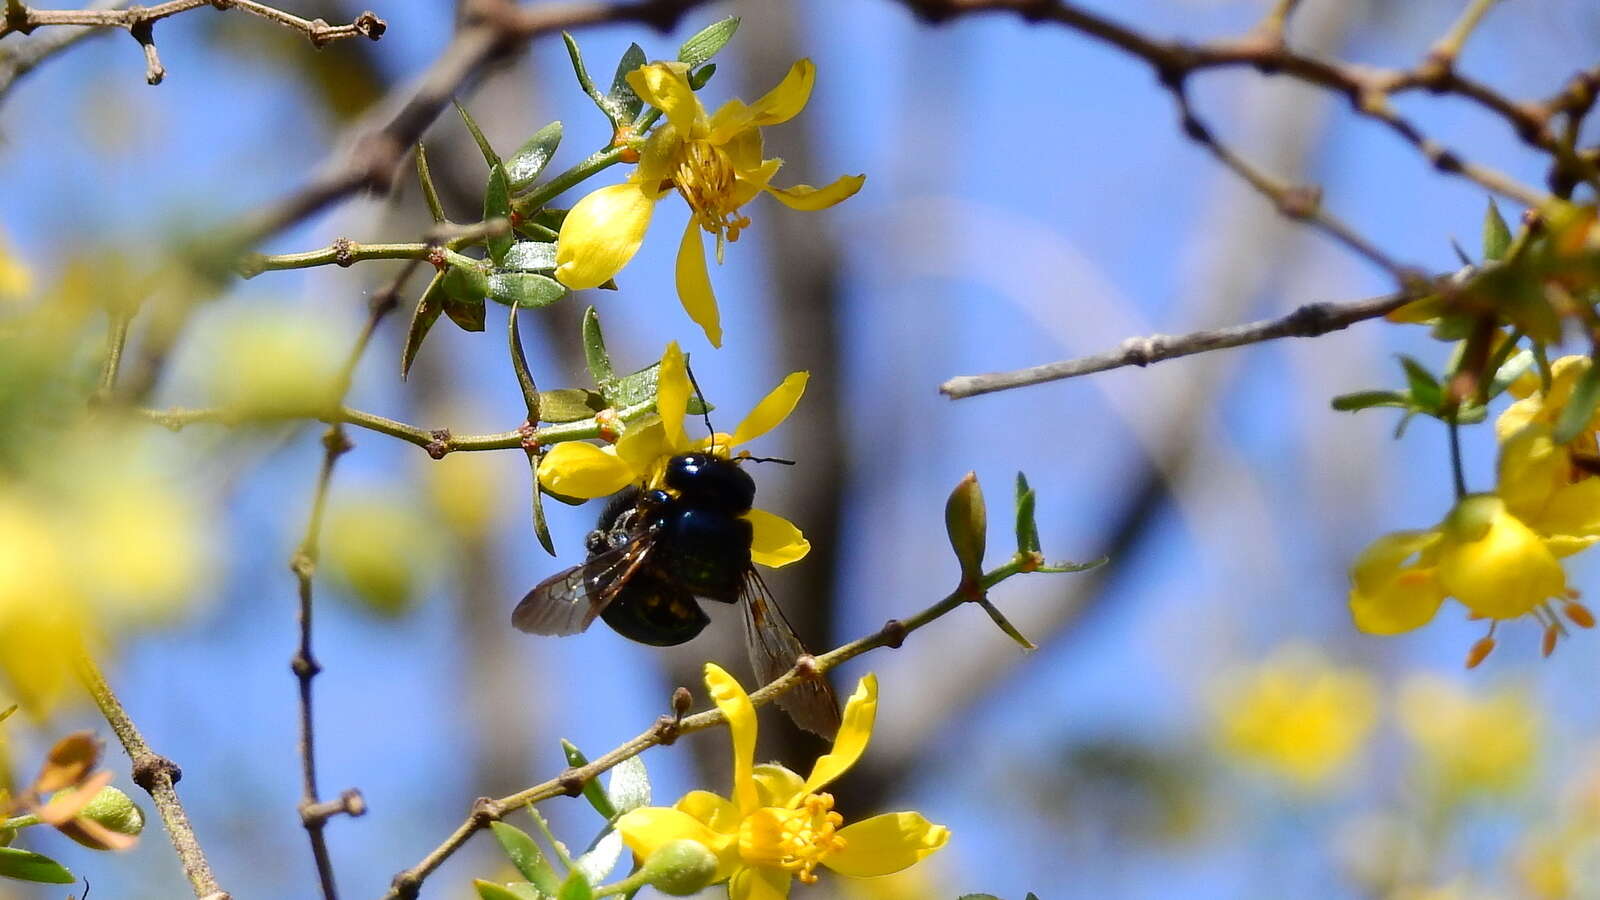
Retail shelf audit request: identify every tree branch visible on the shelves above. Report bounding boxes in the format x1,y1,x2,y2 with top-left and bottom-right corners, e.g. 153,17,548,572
75,654,230,900
940,282,1439,399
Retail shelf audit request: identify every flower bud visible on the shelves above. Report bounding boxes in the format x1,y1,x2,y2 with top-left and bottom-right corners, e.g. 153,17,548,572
944,472,986,581
59,785,144,850
638,838,718,896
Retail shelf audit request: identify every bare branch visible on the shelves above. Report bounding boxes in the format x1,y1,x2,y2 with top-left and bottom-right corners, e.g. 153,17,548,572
940,283,1438,399
75,654,231,900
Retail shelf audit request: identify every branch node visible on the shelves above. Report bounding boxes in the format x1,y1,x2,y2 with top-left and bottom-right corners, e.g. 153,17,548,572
654,713,681,746
470,797,500,825
131,753,181,792
881,618,908,649
290,651,322,680
332,237,356,266
557,770,586,798
425,428,452,459
353,9,385,39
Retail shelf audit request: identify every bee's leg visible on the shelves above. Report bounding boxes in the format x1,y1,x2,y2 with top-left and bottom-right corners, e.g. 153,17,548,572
584,528,609,555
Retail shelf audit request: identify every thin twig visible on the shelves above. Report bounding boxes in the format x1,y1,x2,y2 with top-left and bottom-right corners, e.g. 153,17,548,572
382,552,1078,900
74,654,230,900
940,282,1439,399
0,0,384,44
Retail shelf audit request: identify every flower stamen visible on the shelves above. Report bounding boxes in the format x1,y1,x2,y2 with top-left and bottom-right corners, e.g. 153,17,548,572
777,793,848,885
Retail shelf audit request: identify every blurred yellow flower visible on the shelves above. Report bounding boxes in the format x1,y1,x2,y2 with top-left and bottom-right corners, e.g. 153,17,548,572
616,664,948,898
537,341,809,568
198,307,344,418
0,229,31,301
424,452,505,542
554,59,864,347
1397,674,1539,799
1210,645,1377,789
321,491,440,618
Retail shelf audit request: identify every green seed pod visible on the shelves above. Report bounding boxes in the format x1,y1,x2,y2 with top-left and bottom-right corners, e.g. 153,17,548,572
60,786,144,850
639,838,718,896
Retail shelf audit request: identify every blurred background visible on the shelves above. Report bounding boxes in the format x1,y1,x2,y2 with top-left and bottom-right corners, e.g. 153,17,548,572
3,0,1600,897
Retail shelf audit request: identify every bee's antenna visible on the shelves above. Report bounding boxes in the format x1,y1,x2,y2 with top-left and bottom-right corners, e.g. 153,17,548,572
683,358,716,452
741,455,796,466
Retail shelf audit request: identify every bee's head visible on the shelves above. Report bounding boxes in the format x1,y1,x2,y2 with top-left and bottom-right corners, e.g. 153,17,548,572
665,452,755,513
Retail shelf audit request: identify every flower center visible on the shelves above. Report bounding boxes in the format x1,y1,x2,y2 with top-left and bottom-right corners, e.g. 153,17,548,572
671,140,751,261
775,793,847,885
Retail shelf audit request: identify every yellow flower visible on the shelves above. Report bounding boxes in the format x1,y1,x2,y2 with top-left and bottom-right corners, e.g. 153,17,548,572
554,59,865,347
616,664,948,898
1397,674,1539,799
537,341,810,567
1210,645,1377,789
1348,495,1566,632
0,228,31,301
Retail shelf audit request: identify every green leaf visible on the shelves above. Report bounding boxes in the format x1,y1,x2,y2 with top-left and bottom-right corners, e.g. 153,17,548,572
1013,471,1040,554
527,452,556,557
442,251,491,303
508,305,539,419
455,100,502,169
1330,390,1410,412
1553,358,1600,444
582,306,616,389
944,472,986,580
475,880,543,900
0,847,74,884
1487,349,1535,399
557,869,593,900
416,144,446,224
688,62,717,91
488,272,567,308
606,360,713,415
485,164,514,263
401,271,447,379
1394,410,1419,438
491,822,561,896
1396,355,1442,409
955,895,1001,900
507,121,564,192
530,208,568,232
573,829,623,886
1483,197,1513,262
606,754,651,814
606,43,647,122
539,389,605,423
1033,556,1108,575
442,295,486,332
501,242,558,273
677,16,739,68
559,740,616,821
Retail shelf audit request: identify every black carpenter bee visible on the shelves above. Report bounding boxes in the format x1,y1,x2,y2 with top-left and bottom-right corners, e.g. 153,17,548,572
512,450,841,737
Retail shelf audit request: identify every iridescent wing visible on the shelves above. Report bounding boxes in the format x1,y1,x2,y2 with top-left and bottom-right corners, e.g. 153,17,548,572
512,534,654,636
741,570,842,738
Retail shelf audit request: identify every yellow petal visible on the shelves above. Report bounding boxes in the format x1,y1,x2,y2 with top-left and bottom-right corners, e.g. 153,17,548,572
707,97,756,142
675,789,741,835
1345,529,1448,634
537,443,636,498
1438,495,1566,619
766,174,866,212
825,812,950,877
747,59,815,128
615,419,670,486
1533,477,1600,540
626,62,704,135
721,119,765,171
658,341,691,453
676,222,722,348
750,764,805,809
732,158,784,208
746,508,810,568
802,673,876,794
1497,424,1565,523
555,182,660,289
705,663,759,814
617,806,737,881
731,372,808,448
729,865,791,900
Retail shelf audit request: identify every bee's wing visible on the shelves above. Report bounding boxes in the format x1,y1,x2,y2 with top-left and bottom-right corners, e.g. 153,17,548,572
512,535,654,636
741,570,842,738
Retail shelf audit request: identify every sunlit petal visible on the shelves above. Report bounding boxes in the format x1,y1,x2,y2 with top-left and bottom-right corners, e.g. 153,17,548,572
825,812,950,877
616,419,669,485
536,443,635,498
731,372,807,448
617,806,736,879
1438,495,1566,620
675,790,741,835
746,58,815,127
626,62,703,135
729,864,791,900
658,342,691,453
1346,529,1447,635
803,674,876,794
751,764,805,809
675,221,723,347
555,182,660,289
746,508,810,568
732,158,784,208
766,174,866,211
705,663,760,814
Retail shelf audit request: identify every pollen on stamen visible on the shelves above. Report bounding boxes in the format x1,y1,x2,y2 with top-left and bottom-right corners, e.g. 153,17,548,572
1542,622,1560,658
1564,600,1596,629
1465,634,1496,669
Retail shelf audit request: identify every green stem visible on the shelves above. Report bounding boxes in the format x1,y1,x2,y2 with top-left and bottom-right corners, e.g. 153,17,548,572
1,814,40,830
514,146,631,214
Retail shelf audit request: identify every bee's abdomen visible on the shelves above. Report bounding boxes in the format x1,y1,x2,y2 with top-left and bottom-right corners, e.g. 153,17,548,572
658,508,752,600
